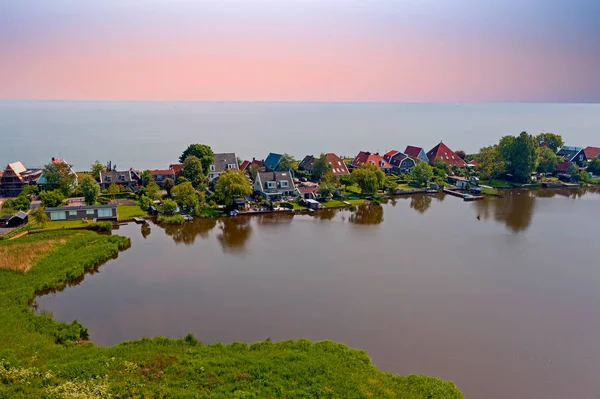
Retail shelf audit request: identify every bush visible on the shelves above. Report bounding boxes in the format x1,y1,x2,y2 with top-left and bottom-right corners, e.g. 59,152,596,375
39,190,66,208
157,214,185,225
161,199,179,216
199,207,220,218
278,202,294,209
86,222,112,232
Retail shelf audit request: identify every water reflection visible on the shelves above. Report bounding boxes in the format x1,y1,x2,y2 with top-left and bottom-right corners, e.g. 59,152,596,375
141,223,151,239
256,212,295,226
349,204,384,225
409,195,432,214
474,190,536,233
217,218,252,254
309,208,338,221
163,218,218,245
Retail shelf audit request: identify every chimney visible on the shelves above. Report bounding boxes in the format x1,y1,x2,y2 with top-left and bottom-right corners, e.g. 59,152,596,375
252,157,255,162
51,157,55,162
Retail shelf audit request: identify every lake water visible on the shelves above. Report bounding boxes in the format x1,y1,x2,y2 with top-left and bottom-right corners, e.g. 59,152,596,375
1,101,599,170
36,188,600,399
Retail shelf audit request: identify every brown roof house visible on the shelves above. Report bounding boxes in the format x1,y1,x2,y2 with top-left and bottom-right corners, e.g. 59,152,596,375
1,161,43,197
208,153,239,182
254,171,296,201
99,169,141,190
427,142,467,168
404,146,429,163
583,146,600,160
150,169,176,187
299,153,349,176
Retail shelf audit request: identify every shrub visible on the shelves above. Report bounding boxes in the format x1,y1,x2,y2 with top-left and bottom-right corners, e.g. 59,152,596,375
86,222,112,232
157,214,185,225
278,202,294,209
161,199,179,216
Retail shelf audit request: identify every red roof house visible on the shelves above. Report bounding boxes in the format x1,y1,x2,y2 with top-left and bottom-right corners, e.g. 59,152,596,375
556,161,575,173
426,142,467,167
351,151,392,171
404,146,429,163
583,146,600,159
169,163,183,176
325,153,349,175
239,160,250,171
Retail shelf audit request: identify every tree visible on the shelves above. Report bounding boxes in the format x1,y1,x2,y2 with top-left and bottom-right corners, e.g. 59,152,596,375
215,170,252,208
179,144,214,173
30,207,49,227
39,190,65,208
43,161,76,196
352,164,385,195
163,178,175,197
183,155,206,189
20,185,39,200
249,163,260,178
537,147,559,173
477,146,505,182
499,132,538,182
80,175,100,205
161,199,179,216
339,173,355,188
171,181,201,214
2,195,31,211
312,153,332,180
433,160,450,175
410,162,434,187
588,158,600,175
318,182,336,199
107,183,121,198
141,170,154,187
137,195,153,213
384,176,398,194
455,150,466,160
145,182,161,200
276,153,296,172
90,160,106,181
535,132,564,153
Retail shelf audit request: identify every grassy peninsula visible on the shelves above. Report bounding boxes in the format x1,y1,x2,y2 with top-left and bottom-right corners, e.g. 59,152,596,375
0,231,462,398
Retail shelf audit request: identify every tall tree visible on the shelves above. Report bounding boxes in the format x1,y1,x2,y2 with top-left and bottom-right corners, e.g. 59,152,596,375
318,181,336,199
80,175,101,205
163,178,175,197
499,132,538,182
312,153,332,180
179,144,214,173
588,158,600,175
410,162,434,187
43,161,76,196
215,170,252,207
535,132,564,153
161,199,179,216
141,170,154,187
39,190,65,208
352,164,385,195
477,146,505,182
30,207,49,227
276,153,296,172
455,150,466,160
90,160,106,181
537,147,559,173
171,182,200,214
107,183,121,198
145,182,161,200
183,155,206,189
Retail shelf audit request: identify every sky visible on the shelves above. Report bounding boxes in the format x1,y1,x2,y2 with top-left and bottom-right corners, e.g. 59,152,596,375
1,0,599,102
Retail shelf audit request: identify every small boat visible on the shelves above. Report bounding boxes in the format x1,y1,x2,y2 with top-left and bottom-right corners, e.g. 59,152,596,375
133,217,147,224
229,210,239,217
182,215,193,222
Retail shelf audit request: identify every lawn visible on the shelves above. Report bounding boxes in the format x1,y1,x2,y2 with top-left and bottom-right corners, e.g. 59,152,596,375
31,220,90,231
321,199,365,208
117,204,147,220
0,231,463,398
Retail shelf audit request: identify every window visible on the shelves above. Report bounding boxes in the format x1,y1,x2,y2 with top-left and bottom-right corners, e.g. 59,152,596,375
280,181,289,188
338,161,342,166
380,161,385,167
86,210,94,215
210,165,215,171
98,208,113,218
119,175,125,181
50,211,66,221
69,210,77,216
228,164,236,169
106,176,111,182
267,181,275,188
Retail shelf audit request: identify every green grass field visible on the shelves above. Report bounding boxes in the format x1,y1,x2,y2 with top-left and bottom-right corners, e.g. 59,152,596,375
117,204,147,220
0,231,463,398
321,199,365,208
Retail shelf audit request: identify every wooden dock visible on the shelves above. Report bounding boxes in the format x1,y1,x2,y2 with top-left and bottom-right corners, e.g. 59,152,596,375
443,188,484,201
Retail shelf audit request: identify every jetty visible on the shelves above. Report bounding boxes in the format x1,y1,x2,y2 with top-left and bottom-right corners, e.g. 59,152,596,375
443,188,484,201
133,217,147,224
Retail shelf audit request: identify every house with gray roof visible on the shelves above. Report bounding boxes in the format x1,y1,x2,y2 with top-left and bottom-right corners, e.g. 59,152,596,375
254,171,297,201
208,153,239,182
557,146,587,166
99,169,141,189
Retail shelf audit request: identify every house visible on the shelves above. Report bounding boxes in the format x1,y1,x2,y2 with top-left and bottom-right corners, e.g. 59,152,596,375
448,175,471,189
254,171,296,201
404,146,429,163
208,153,239,182
303,199,320,210
556,161,575,174
169,164,183,177
467,159,479,167
427,142,467,168
36,158,79,190
150,169,176,187
299,153,349,176
583,146,600,160
384,150,417,173
45,204,118,221
0,211,28,228
239,160,251,172
99,169,141,190
296,182,322,200
557,146,587,166
1,161,43,197
350,151,392,173
263,153,283,171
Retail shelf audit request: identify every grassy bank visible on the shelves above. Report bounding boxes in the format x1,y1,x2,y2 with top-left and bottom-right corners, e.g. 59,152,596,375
117,205,147,221
0,231,463,398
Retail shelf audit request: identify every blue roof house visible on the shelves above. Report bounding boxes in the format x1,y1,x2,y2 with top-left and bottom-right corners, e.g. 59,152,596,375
264,153,283,171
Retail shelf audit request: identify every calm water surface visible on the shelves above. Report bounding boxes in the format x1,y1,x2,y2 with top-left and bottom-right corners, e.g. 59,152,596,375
37,188,600,399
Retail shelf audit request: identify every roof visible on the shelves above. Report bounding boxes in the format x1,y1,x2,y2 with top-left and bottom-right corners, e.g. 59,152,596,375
388,154,416,168
351,151,392,169
584,146,600,159
239,160,250,171
298,155,315,170
426,142,467,167
249,159,263,168
556,161,574,172
404,146,424,158
211,153,238,173
11,211,28,220
264,153,283,170
150,169,175,176
325,153,349,175
257,171,295,192
45,204,117,212
297,185,318,194
99,170,136,184
468,159,479,166
383,150,401,163
0,215,12,221
169,164,183,175
557,146,584,162
7,161,27,175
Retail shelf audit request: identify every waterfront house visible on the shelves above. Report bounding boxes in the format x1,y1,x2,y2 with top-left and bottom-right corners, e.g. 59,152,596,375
299,153,349,176
583,146,600,160
254,171,296,201
383,150,417,173
239,160,251,172
350,151,392,173
36,158,79,190
169,163,183,177
404,146,429,163
296,182,322,200
99,169,141,190
557,146,587,166
208,153,239,182
556,161,575,174
448,175,471,189
150,169,176,187
0,211,28,228
427,142,467,168
263,153,283,171
45,204,117,221
1,161,43,197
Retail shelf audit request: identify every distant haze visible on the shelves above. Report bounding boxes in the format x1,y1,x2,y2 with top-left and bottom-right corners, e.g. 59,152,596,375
1,101,598,171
